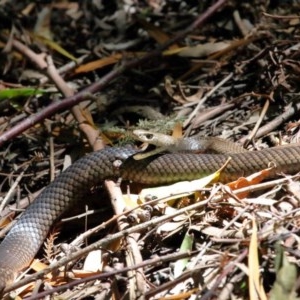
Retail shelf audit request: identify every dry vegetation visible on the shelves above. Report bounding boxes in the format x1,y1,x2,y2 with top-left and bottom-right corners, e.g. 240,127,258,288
1,0,300,299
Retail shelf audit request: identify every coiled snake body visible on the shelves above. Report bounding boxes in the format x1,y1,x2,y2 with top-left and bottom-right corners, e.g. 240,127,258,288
1,143,300,290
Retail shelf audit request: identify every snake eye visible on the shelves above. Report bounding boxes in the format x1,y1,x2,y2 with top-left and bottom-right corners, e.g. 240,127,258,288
145,134,153,140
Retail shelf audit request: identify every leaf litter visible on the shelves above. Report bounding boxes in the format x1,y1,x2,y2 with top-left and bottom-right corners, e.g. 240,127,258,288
1,1,300,299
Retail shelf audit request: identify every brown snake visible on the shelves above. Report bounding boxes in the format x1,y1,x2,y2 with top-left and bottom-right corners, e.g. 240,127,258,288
1,142,300,291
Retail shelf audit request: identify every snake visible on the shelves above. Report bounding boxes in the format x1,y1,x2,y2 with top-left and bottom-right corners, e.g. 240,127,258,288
1,136,300,291
132,129,248,155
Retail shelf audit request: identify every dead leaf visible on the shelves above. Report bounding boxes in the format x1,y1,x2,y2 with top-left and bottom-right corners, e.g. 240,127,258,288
74,54,122,73
138,18,178,49
157,218,187,234
34,6,52,40
83,250,102,272
227,167,273,198
248,217,267,300
176,42,230,58
139,169,220,203
172,123,183,138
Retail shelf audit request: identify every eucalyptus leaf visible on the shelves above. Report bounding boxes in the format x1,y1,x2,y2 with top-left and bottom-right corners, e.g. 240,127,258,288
0,88,46,100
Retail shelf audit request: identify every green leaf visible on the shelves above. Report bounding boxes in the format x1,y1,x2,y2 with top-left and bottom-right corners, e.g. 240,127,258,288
173,231,194,278
0,88,46,100
270,244,299,300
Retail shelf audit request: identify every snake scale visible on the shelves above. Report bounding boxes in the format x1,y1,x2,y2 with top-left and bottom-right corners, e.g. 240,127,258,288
1,142,300,290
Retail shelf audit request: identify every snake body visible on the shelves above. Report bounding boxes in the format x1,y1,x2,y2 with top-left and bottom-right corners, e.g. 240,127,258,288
1,143,300,290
